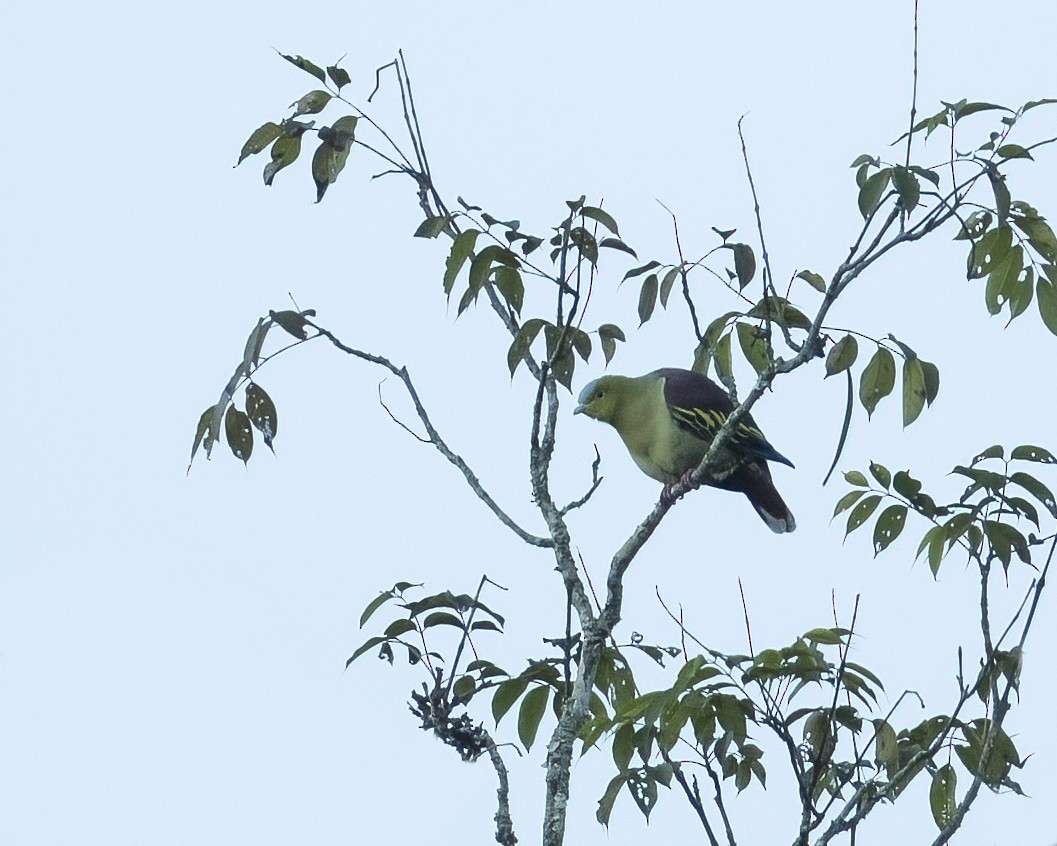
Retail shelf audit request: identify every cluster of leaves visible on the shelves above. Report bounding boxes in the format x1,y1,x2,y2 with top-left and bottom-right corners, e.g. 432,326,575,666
236,54,359,202
836,445,1057,571
189,309,318,468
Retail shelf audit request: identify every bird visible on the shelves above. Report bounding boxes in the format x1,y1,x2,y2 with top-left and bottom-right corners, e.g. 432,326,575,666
574,367,795,533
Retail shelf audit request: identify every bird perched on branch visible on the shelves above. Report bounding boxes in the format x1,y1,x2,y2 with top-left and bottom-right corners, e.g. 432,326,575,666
574,367,795,533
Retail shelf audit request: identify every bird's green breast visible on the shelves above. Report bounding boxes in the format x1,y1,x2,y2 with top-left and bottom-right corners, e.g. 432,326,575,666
610,376,704,484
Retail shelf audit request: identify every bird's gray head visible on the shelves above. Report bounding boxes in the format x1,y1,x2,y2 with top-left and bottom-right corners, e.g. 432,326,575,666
574,378,601,415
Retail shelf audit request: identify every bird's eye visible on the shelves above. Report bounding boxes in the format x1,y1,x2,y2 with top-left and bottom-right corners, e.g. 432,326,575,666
596,390,605,399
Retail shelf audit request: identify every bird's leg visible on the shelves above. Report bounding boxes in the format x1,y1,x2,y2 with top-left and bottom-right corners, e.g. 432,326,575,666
661,469,698,504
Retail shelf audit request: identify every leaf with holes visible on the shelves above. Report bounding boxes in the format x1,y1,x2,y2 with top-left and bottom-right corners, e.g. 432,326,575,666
846,495,882,536
225,405,253,464
245,383,278,452
873,505,907,555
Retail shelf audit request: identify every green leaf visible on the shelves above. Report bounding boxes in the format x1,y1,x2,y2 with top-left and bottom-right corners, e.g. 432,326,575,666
443,230,480,297
797,270,826,292
858,168,892,218
872,505,907,555
311,129,354,202
1011,445,1057,464
598,237,637,258
507,318,547,377
189,405,218,466
714,332,733,383
622,260,661,282
237,122,284,165
921,360,940,405
736,322,770,375
517,685,550,751
1037,276,1057,336
225,405,253,464
570,327,592,362
598,323,625,365
263,132,303,186
832,489,865,517
245,383,278,452
915,525,946,576
873,719,899,777
326,65,351,89
280,53,326,82
859,347,896,418
569,226,599,264
638,274,659,325
869,461,891,489
844,470,869,486
1010,471,1057,517
846,494,882,535
659,267,680,309
612,723,635,771
825,334,858,377
732,243,756,289
968,225,1013,279
269,309,309,340
891,165,920,211
892,470,922,499
414,216,450,239
291,90,331,117
929,764,957,829
494,266,524,315
359,589,396,628
581,206,620,236
997,144,1033,161
492,677,530,725
902,356,927,426
984,245,1023,316
626,768,660,820
596,773,627,827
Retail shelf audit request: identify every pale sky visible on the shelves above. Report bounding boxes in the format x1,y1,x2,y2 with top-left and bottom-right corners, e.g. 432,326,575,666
4,2,1057,844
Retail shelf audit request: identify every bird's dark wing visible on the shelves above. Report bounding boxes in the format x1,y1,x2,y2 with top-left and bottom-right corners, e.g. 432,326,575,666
655,368,794,468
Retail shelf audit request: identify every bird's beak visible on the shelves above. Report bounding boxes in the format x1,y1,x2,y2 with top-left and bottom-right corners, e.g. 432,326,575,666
573,403,585,415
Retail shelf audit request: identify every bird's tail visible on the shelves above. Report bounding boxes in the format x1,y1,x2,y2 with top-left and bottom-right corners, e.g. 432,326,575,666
737,465,796,534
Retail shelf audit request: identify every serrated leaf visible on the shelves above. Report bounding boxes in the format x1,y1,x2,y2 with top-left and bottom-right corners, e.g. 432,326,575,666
224,405,253,464
245,383,278,452
518,685,550,751
280,53,326,82
443,230,480,297
237,122,284,165
858,168,892,218
797,270,826,292
859,347,896,418
638,274,658,325
825,334,858,377
846,494,882,535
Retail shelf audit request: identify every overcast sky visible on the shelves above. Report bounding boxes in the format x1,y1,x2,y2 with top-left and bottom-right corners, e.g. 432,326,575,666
4,2,1057,844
